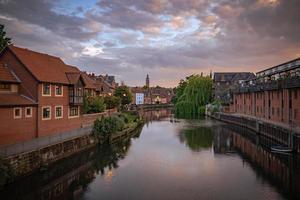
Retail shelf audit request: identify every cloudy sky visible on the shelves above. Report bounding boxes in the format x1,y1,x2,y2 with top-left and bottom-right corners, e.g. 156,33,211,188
0,0,299,87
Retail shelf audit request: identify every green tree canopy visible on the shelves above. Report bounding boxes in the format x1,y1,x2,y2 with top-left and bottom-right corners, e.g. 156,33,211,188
0,24,11,51
104,95,121,109
114,86,133,105
175,75,212,117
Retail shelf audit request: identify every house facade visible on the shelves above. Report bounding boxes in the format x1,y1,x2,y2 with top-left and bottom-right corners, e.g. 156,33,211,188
231,58,300,125
0,45,96,145
213,72,255,105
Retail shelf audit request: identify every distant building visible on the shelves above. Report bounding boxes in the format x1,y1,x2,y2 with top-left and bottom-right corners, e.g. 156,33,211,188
213,72,256,105
146,74,150,88
87,73,116,96
130,75,174,105
135,93,144,105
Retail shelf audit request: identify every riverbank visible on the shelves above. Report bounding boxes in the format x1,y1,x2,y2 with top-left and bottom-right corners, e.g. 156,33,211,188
0,112,143,185
210,112,300,153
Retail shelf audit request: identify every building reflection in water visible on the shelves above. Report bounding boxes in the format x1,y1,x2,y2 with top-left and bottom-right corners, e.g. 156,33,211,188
1,109,300,200
0,132,139,200
179,122,300,199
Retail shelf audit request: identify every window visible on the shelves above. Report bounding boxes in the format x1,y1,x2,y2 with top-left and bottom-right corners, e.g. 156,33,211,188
69,106,79,118
55,85,63,96
0,83,10,91
42,106,51,120
25,107,32,118
14,108,22,119
55,106,63,119
42,84,51,96
295,90,298,99
295,109,298,119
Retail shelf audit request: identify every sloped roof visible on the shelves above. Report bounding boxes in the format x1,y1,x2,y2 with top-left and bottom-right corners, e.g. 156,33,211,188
213,72,255,82
0,94,37,106
8,45,79,84
81,73,96,89
7,45,97,88
0,62,20,83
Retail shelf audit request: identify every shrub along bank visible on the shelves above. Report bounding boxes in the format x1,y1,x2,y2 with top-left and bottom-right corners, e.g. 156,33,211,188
92,112,141,140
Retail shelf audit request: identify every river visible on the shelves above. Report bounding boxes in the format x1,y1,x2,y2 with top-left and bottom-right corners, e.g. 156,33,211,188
1,109,300,200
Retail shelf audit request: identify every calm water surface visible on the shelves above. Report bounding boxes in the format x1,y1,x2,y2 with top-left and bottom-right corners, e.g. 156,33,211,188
1,109,300,200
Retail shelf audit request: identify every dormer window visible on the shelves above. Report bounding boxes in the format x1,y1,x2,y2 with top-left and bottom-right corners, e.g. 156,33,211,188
55,85,63,96
42,83,51,96
0,83,11,91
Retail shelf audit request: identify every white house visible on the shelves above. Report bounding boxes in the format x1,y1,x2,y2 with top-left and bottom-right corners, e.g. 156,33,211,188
135,93,144,105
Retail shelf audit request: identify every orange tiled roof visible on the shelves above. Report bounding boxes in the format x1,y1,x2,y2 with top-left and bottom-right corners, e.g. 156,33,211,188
81,73,96,89
0,62,20,83
0,93,37,106
8,45,80,84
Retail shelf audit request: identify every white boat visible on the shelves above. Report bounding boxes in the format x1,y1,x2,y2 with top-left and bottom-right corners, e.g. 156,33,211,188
271,145,293,153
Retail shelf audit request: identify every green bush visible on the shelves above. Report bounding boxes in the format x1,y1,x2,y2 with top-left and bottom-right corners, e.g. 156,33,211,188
84,96,106,114
104,96,121,109
92,112,139,139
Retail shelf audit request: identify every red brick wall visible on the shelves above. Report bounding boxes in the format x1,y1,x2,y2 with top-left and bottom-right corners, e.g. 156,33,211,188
0,107,37,145
232,88,300,126
0,50,38,100
37,84,82,137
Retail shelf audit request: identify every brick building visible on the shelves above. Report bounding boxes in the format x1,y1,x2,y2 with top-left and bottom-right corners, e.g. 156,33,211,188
0,45,96,145
232,58,300,125
213,72,255,105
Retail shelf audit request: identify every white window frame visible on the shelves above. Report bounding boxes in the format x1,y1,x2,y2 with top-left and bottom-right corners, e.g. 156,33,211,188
42,83,51,96
13,107,22,119
42,106,51,120
55,106,63,119
68,106,80,118
25,107,32,118
55,85,63,97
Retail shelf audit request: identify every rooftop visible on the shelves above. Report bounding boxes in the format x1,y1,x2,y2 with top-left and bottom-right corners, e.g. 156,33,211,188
0,62,20,83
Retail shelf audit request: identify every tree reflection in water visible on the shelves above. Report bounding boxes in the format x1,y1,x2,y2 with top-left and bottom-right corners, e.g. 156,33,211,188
178,126,213,151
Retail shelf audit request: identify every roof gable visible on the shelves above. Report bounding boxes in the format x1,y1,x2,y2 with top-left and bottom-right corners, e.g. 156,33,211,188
0,62,20,83
8,45,79,84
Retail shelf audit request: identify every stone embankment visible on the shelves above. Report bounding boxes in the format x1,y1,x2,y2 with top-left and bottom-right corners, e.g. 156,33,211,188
210,112,300,153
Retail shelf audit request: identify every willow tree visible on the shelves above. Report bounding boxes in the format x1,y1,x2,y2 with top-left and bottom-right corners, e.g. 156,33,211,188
175,75,212,118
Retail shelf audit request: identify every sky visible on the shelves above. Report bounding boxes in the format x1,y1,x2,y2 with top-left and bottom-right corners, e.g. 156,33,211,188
0,0,299,87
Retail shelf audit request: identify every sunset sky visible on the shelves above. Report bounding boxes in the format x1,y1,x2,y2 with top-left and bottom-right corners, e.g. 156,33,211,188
0,0,299,87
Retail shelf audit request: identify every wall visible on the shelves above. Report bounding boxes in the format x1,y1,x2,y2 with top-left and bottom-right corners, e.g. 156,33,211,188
0,107,37,145
6,135,96,176
232,88,300,126
37,84,82,137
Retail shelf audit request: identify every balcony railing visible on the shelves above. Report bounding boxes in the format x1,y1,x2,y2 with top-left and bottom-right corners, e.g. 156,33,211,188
69,95,83,105
282,77,300,88
233,76,300,93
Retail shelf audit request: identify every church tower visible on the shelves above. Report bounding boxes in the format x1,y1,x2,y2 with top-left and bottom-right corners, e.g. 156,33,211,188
146,74,150,88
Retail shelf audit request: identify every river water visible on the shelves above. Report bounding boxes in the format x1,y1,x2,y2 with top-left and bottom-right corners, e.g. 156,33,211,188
1,109,300,200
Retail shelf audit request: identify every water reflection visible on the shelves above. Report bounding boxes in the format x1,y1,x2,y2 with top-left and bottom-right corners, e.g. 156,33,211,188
1,109,300,200
178,127,213,151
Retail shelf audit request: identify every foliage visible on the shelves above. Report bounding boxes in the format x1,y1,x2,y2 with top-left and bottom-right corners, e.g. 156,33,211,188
180,127,213,151
0,24,11,51
0,157,14,187
92,112,139,139
172,75,193,104
114,86,133,106
84,96,106,114
175,75,212,117
104,96,121,109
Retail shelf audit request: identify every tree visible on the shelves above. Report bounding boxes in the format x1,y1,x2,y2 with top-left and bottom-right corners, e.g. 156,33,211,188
172,75,193,104
0,24,11,51
114,86,133,106
84,96,106,114
175,75,213,117
104,95,121,109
